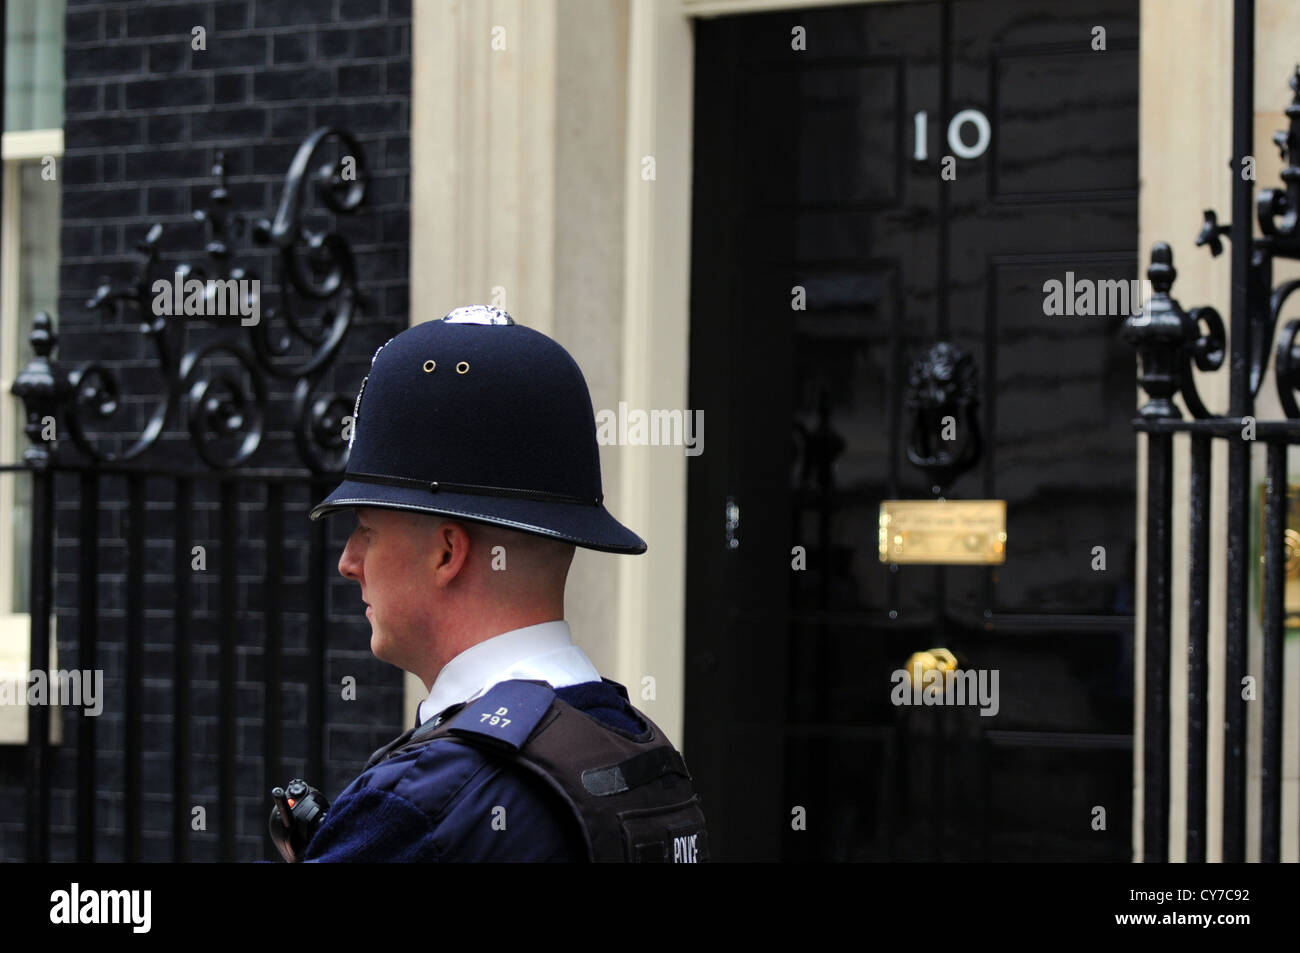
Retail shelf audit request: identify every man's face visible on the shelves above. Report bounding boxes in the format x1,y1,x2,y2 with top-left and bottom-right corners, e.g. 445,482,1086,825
337,507,436,673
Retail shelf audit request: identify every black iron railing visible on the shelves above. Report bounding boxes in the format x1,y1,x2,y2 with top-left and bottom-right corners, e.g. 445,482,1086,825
1125,0,1294,863
9,128,371,862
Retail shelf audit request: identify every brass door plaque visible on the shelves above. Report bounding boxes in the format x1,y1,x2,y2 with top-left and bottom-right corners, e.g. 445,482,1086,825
878,499,1007,565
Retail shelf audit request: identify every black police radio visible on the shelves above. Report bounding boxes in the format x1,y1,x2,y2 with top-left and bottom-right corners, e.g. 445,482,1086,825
268,779,331,863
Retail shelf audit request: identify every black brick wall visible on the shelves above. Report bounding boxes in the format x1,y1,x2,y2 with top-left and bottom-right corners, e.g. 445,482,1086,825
0,0,412,862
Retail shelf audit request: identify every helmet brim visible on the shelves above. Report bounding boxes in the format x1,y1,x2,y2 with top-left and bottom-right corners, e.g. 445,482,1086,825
308,478,648,555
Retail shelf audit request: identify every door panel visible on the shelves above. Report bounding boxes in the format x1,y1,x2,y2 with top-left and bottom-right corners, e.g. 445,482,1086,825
687,0,1138,861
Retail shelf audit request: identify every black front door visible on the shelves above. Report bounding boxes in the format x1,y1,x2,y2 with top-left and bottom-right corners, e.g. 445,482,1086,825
686,0,1139,861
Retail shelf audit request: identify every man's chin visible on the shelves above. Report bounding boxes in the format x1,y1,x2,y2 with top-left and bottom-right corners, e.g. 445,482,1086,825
370,632,407,672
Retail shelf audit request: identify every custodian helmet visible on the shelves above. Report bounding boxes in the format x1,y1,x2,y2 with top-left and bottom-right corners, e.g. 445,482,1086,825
309,305,646,555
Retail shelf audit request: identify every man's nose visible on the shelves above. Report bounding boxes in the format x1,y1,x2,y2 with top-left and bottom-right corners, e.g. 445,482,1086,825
339,532,362,581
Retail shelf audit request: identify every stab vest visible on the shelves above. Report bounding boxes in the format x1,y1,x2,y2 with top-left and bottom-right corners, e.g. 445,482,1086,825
373,679,709,863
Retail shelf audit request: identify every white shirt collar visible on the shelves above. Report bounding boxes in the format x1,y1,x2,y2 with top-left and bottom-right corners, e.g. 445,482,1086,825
417,620,601,725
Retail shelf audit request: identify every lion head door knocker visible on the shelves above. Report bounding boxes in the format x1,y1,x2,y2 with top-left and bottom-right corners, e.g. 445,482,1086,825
904,341,982,490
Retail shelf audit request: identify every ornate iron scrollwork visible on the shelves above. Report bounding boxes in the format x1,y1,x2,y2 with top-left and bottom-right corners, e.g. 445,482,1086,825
903,341,981,490
11,313,74,467
1171,66,1300,419
1268,68,1300,418
1124,243,1225,420
15,128,372,472
1271,277,1300,418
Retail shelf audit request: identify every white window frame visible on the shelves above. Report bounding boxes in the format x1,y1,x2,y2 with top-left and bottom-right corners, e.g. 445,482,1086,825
0,127,64,744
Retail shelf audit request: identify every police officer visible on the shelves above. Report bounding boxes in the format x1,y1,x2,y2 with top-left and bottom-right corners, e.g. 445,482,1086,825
290,305,707,863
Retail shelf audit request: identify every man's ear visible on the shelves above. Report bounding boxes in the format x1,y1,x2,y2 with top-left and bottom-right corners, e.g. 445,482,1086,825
429,519,473,585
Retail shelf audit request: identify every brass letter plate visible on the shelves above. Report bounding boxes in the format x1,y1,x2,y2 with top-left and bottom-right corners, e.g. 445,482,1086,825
878,499,1007,565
